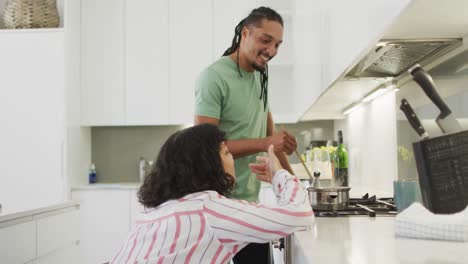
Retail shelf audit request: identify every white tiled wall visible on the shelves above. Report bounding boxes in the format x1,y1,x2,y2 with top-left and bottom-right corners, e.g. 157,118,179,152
335,91,398,197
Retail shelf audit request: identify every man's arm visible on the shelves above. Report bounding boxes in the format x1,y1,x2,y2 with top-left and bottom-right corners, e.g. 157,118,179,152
195,115,297,171
266,112,295,175
195,116,268,159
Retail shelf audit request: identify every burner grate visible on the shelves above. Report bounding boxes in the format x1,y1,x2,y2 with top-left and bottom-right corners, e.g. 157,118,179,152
314,193,398,217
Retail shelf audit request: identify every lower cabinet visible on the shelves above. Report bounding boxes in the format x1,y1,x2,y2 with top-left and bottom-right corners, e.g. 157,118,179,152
71,187,278,264
0,220,36,264
33,243,81,264
0,203,80,264
72,188,142,264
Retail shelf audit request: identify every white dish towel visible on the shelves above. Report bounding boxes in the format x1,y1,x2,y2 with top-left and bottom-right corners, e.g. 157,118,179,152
395,202,468,242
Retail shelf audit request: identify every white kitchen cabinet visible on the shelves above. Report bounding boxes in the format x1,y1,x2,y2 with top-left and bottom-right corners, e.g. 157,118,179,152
33,244,80,264
72,189,132,264
81,0,211,125
0,220,36,264
126,0,170,125
36,209,80,258
168,0,213,124
81,0,126,125
213,0,255,59
0,202,80,264
258,0,298,123
268,65,297,123
34,206,81,264
323,0,411,88
130,189,144,229
290,0,324,120
0,30,66,212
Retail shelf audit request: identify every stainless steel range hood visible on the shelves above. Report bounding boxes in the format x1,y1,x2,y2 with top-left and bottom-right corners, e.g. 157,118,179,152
346,39,461,79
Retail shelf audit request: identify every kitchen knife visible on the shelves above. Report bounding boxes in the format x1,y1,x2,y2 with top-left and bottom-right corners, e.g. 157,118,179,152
400,98,429,139
408,64,462,134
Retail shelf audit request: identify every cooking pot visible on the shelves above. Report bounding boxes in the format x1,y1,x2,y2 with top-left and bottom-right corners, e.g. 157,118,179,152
307,186,351,210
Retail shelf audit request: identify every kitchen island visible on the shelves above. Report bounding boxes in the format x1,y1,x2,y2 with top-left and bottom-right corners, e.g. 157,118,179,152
292,216,468,263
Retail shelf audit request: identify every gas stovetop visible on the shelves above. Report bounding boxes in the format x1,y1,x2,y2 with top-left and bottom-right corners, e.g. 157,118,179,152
314,193,398,217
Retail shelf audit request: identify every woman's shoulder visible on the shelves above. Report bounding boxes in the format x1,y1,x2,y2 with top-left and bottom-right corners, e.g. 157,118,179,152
181,190,221,201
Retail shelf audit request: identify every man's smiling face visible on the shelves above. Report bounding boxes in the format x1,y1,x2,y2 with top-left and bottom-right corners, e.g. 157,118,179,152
241,19,283,71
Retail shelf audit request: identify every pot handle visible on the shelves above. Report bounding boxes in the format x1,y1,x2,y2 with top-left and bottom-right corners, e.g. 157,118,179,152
328,193,338,200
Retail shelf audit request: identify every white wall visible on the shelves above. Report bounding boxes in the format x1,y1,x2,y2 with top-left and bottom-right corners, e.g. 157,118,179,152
335,91,398,197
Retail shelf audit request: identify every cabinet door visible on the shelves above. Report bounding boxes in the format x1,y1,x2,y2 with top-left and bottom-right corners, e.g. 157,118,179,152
169,0,213,124
290,0,324,120
33,244,81,264
36,208,80,258
0,31,65,212
72,190,131,264
129,189,145,229
268,65,297,123
213,0,255,59
126,0,170,125
81,0,125,125
0,220,36,263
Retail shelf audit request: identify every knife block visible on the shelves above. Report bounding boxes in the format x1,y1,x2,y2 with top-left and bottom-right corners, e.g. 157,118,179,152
413,129,468,214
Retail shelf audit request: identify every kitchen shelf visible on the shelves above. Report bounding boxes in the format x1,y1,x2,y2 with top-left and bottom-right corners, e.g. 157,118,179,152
0,28,64,34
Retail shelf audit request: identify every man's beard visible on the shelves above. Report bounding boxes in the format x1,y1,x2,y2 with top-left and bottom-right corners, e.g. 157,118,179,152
252,63,266,72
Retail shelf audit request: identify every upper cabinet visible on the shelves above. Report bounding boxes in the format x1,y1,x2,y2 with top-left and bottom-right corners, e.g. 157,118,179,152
81,0,212,126
213,0,255,60
257,0,299,123
299,0,412,120
168,0,212,125
80,0,302,125
82,0,171,126
290,0,324,121
126,0,170,125
322,0,411,89
80,0,412,125
81,0,126,125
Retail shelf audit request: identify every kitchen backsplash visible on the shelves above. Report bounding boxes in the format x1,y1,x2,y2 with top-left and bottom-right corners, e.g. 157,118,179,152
340,91,398,197
91,120,334,182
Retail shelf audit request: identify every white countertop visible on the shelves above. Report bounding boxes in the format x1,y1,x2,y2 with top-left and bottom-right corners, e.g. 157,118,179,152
71,182,141,190
0,200,79,224
291,216,468,264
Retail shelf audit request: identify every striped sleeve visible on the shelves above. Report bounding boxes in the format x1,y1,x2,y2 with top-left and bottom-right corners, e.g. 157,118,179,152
204,170,313,244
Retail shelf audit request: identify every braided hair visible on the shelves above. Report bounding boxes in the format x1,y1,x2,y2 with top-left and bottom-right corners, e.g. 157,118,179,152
222,7,283,111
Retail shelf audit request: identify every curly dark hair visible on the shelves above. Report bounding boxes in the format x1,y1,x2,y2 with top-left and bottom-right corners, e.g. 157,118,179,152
138,124,236,208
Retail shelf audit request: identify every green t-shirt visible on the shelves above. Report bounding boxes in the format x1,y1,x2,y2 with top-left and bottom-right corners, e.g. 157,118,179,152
195,56,269,202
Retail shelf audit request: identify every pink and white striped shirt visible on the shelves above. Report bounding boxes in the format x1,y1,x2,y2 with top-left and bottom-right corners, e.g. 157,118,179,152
110,169,314,264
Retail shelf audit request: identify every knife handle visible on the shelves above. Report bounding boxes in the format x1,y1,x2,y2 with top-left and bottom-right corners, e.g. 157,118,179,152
400,99,427,138
409,64,451,119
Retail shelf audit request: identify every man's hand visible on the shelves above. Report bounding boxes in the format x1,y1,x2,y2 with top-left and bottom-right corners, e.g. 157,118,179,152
266,130,297,155
249,145,283,183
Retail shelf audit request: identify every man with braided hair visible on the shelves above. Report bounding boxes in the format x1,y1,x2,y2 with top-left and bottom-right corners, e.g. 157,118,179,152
195,6,298,263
